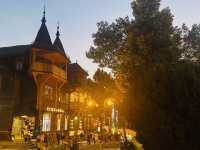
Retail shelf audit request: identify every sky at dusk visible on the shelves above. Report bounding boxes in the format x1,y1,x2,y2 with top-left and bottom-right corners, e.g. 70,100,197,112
0,0,200,77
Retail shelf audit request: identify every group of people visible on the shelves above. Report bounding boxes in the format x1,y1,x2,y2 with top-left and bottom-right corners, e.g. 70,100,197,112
36,132,49,150
21,121,34,143
86,133,97,145
86,132,120,145
26,131,121,150
35,132,79,150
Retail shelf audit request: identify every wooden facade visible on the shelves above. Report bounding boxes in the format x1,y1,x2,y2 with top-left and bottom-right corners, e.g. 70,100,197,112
0,12,88,140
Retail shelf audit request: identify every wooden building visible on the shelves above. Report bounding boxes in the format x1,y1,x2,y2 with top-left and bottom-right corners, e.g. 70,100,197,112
0,11,88,140
66,64,101,134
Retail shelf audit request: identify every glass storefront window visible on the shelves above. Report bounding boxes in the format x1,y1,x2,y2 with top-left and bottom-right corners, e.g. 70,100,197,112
42,113,51,132
65,116,68,130
57,114,61,131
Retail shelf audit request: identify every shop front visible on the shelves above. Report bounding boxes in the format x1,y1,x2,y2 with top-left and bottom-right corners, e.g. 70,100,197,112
11,116,35,140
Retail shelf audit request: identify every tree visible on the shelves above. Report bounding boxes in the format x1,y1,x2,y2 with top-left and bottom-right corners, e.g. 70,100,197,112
87,0,200,150
181,24,200,62
85,68,120,105
86,17,132,70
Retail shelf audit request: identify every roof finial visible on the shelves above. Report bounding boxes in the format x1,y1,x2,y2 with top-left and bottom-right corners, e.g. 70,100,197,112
56,21,60,37
42,5,46,23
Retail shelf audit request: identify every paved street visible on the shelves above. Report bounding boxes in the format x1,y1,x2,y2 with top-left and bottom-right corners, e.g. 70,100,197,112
0,141,120,150
79,142,120,150
0,141,34,150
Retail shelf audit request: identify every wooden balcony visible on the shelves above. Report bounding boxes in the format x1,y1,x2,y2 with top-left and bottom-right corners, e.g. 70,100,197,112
70,102,83,111
32,61,67,80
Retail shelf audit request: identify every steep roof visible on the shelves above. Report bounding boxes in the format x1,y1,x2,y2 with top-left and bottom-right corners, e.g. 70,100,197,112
0,10,71,61
33,10,52,48
0,45,31,57
67,63,89,76
53,26,66,55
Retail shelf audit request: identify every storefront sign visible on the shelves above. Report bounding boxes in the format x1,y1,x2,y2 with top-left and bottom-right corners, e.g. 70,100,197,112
46,107,64,113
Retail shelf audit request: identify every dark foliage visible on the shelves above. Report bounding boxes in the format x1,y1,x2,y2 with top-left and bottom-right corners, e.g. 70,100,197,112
87,0,200,149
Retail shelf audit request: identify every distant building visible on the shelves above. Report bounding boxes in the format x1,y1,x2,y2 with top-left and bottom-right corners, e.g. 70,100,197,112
0,10,88,140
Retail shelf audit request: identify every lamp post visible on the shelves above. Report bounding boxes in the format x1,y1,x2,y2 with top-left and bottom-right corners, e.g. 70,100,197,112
103,99,114,134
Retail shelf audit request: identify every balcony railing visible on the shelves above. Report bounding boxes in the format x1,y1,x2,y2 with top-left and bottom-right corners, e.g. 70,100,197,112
32,61,67,80
70,102,83,110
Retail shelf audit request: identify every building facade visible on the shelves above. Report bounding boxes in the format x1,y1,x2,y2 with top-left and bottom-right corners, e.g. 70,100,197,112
0,11,88,140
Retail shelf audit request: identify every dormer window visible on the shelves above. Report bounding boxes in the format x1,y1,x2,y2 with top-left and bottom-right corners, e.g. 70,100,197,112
16,59,23,71
44,84,53,100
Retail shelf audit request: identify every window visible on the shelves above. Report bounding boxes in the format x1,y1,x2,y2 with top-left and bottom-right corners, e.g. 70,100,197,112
42,113,51,132
65,93,69,104
44,85,53,100
58,92,61,102
70,92,79,102
57,114,61,131
70,93,75,102
65,116,68,130
16,60,23,71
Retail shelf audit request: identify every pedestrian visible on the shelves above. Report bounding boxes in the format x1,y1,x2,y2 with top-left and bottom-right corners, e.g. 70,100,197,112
40,132,45,150
36,134,41,150
87,134,91,145
92,134,96,144
56,131,61,145
44,133,49,149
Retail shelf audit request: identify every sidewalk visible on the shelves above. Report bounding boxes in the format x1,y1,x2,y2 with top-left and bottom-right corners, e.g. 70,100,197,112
79,141,120,150
0,141,33,150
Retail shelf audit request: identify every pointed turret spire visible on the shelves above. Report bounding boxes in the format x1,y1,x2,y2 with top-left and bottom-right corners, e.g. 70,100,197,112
42,5,46,24
33,6,52,48
56,22,60,37
53,22,66,55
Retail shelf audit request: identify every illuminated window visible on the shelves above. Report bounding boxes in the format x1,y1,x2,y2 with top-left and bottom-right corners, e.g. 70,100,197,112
42,113,51,132
57,114,61,131
58,92,61,102
44,85,53,100
70,93,75,102
65,116,68,130
70,92,79,102
70,120,74,129
79,120,83,129
65,93,69,104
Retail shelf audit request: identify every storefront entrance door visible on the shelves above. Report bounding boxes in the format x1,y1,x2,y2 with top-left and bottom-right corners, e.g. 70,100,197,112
11,116,35,140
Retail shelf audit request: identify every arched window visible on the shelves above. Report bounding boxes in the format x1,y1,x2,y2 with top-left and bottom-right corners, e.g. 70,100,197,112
42,113,51,132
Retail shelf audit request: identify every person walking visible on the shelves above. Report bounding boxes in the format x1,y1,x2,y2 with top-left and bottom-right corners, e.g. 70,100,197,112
92,134,96,144
56,132,61,145
44,133,49,150
87,134,91,145
40,132,45,150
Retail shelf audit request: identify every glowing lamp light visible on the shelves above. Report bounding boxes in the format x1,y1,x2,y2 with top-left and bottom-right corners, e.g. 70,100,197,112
21,115,28,118
88,101,93,107
74,116,78,121
107,100,113,106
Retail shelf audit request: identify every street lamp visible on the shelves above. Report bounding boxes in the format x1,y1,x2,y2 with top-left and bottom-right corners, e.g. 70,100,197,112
88,101,93,107
107,100,113,106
